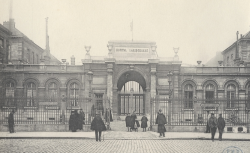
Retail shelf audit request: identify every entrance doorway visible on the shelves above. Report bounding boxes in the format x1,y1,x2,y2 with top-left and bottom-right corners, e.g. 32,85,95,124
116,71,147,116
118,81,145,115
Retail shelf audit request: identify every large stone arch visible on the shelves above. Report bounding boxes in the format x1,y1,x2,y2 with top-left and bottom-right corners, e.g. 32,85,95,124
114,66,149,90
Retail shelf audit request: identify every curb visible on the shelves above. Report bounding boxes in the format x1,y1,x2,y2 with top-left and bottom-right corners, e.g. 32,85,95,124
0,137,249,141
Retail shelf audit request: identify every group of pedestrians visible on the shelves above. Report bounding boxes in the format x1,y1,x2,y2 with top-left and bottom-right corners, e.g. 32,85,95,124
207,113,226,141
68,109,85,132
125,111,149,132
7,108,226,142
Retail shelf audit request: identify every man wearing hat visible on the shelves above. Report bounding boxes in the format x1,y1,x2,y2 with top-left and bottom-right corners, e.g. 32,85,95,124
217,114,225,141
156,109,167,137
8,110,15,133
91,112,106,142
208,113,218,142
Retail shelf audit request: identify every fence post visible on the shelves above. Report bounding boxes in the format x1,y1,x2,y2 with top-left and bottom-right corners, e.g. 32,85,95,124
61,95,66,124
168,98,171,125
247,111,250,133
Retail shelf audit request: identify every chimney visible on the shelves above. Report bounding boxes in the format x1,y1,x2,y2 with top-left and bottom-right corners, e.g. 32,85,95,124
9,0,15,33
241,34,243,38
71,55,75,65
236,31,239,59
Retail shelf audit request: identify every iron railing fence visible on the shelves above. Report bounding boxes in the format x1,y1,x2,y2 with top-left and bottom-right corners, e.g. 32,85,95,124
0,97,112,125
0,107,62,124
0,97,93,125
150,97,250,127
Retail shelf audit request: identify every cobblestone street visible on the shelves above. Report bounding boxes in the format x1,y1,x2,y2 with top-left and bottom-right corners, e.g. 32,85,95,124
1,139,249,153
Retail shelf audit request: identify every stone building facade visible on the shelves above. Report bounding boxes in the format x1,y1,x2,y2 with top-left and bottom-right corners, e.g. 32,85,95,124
0,24,12,65
0,39,249,132
2,18,60,65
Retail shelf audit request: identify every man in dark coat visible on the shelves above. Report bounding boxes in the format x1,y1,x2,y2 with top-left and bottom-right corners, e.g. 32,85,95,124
69,111,77,132
130,111,137,132
91,113,106,142
156,109,167,137
208,113,218,142
217,114,225,141
125,113,131,132
8,110,15,133
141,114,148,132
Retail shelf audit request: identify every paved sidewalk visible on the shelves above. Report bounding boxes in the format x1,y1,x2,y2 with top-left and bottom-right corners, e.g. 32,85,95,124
0,131,249,141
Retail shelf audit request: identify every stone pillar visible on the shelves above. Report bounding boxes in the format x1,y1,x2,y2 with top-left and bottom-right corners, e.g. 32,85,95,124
144,89,150,115
60,94,66,124
105,59,115,119
150,72,156,98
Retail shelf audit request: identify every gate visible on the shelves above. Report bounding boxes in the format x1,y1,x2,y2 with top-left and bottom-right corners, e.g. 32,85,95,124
118,94,144,115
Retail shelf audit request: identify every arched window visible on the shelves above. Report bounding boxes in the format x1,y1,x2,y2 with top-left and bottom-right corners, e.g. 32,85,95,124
27,82,36,106
205,84,215,102
226,84,236,108
48,82,58,102
184,84,193,108
5,81,15,106
69,83,79,106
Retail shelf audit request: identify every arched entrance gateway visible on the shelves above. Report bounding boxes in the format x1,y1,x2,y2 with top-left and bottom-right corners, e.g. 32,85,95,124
117,71,147,116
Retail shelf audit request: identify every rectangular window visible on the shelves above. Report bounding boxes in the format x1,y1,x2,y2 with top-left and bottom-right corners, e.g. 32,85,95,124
184,91,193,108
227,91,235,108
49,89,57,102
95,94,103,113
205,91,214,102
27,89,36,106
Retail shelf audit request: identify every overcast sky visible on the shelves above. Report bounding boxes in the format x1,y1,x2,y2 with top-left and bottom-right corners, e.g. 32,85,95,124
1,0,250,65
